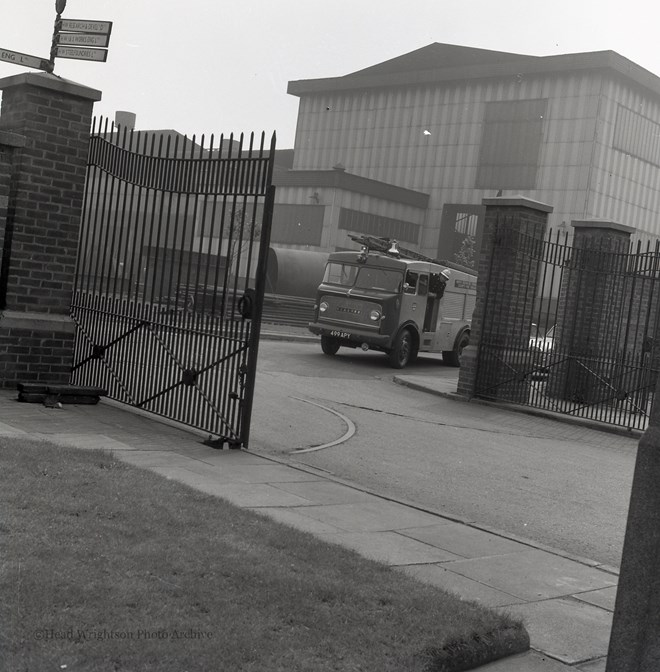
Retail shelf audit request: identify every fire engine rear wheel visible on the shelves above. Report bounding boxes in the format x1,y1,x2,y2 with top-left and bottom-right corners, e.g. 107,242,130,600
321,335,341,356
443,331,470,367
388,328,413,369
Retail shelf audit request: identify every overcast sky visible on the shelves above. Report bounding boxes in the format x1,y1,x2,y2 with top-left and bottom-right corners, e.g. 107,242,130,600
1,0,657,148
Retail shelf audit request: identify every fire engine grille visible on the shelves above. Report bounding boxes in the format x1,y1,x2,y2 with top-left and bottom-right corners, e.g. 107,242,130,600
320,295,381,328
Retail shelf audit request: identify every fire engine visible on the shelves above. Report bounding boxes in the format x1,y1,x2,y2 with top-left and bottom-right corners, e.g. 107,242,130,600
308,235,477,368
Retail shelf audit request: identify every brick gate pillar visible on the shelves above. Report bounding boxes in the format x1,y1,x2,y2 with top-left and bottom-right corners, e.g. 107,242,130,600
546,220,634,403
457,196,552,401
0,72,101,387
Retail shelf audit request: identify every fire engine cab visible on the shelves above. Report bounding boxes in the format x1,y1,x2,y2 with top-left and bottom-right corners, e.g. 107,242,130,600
308,235,477,368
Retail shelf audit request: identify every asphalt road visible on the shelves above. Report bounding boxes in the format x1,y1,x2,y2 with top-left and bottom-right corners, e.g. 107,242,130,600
250,338,638,569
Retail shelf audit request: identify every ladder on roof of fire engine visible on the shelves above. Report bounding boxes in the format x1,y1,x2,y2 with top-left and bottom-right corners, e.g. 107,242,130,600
348,233,477,276
348,234,438,263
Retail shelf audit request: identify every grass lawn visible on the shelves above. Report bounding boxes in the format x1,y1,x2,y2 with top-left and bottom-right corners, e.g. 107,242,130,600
1,438,528,672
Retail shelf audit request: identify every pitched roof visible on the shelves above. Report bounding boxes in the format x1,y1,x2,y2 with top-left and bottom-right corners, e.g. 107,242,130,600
287,42,660,100
348,43,529,78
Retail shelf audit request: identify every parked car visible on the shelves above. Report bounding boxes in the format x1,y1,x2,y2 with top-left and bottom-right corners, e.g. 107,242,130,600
528,324,555,380
529,324,555,352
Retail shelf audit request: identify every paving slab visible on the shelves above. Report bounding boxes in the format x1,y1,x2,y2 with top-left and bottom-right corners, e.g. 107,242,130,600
35,433,134,451
120,450,204,468
316,530,464,565
446,549,617,601
475,649,573,670
572,586,618,612
507,598,612,664
195,450,275,465
150,466,314,506
204,482,314,507
249,506,346,535
174,444,222,459
289,500,444,532
109,441,178,452
269,480,378,505
150,466,235,490
193,463,320,483
162,460,240,479
397,564,524,608
399,522,532,559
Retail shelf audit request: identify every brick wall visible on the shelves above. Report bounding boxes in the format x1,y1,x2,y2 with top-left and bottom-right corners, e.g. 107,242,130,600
0,317,75,383
0,77,99,313
457,196,552,400
547,221,635,403
0,73,100,387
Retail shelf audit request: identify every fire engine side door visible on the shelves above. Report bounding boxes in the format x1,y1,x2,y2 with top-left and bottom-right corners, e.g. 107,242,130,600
400,270,422,328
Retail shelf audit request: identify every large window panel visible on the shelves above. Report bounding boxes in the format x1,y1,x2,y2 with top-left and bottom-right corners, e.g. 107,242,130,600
476,99,547,190
271,204,324,245
614,104,660,167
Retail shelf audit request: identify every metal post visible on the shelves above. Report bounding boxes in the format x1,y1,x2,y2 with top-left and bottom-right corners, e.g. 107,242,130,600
606,386,660,670
47,0,67,74
241,134,276,449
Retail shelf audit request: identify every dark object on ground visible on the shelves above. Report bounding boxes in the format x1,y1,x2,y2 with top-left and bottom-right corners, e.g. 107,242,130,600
16,383,108,405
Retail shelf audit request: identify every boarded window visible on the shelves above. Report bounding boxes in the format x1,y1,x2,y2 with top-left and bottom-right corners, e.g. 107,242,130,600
476,99,547,190
271,204,324,245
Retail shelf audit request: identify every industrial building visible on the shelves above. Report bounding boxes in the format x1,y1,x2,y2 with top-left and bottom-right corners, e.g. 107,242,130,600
270,42,660,268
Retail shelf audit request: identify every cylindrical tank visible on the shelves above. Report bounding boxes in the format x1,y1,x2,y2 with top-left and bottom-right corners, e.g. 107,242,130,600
266,247,328,297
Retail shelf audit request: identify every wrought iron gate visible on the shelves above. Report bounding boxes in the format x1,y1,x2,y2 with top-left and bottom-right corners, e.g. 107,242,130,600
475,224,660,432
70,119,276,447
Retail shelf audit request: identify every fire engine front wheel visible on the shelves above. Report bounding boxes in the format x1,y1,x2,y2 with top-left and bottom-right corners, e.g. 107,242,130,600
388,328,413,369
443,331,470,367
321,335,341,356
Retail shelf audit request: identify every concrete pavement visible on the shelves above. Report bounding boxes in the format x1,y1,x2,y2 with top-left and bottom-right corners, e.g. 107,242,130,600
0,326,627,670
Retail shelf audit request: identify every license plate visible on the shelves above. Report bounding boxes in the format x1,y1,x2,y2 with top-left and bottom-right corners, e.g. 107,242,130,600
329,330,350,339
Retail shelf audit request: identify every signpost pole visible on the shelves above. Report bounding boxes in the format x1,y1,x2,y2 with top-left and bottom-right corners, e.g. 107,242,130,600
48,0,67,73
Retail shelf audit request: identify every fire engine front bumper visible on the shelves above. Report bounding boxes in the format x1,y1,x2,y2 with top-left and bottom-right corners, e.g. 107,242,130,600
308,322,392,349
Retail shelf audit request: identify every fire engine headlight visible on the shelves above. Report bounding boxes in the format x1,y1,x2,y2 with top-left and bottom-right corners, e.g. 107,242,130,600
319,301,329,313
369,309,381,321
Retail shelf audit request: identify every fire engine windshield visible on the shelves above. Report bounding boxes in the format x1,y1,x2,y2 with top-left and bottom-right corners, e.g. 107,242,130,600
355,267,402,291
323,263,359,286
323,262,402,292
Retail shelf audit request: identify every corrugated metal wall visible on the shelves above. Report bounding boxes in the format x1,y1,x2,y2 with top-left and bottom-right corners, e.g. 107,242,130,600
273,184,427,250
588,79,660,240
291,69,660,254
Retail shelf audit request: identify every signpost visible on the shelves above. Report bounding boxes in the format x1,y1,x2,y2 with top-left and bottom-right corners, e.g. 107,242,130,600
55,47,108,63
0,48,49,71
59,19,113,35
49,1,112,72
57,34,111,48
0,0,112,74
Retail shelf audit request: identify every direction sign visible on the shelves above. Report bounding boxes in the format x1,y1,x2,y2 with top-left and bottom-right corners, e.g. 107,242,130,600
0,48,48,71
58,19,113,35
57,33,110,48
55,46,108,62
